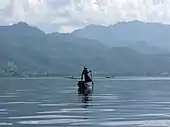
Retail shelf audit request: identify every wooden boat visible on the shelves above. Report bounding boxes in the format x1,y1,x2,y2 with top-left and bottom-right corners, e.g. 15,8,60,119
65,76,79,79
105,76,115,79
77,81,92,95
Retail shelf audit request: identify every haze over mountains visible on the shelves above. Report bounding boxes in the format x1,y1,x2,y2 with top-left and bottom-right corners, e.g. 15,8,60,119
72,20,170,54
1,21,170,77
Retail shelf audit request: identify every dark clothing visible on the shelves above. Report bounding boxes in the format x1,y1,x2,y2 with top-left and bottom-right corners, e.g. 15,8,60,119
81,69,92,82
84,75,92,82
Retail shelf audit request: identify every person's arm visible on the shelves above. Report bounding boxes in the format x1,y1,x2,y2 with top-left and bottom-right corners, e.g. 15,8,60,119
88,70,91,73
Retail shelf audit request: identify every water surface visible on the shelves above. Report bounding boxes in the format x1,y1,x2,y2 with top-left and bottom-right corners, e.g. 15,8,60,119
1,77,170,126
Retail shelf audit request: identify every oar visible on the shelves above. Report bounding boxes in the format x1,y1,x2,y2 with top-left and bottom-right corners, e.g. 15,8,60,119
90,71,94,92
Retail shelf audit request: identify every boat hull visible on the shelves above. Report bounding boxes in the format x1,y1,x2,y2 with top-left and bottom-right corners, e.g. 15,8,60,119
77,81,92,95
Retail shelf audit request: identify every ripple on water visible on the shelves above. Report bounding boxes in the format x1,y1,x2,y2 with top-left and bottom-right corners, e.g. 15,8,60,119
18,119,88,125
0,101,40,105
2,79,170,127
9,115,87,119
15,89,39,92
5,92,20,95
38,103,89,107
137,113,170,116
0,109,15,115
100,120,170,126
0,95,18,98
99,109,115,112
92,95,119,99
0,109,7,111
61,108,88,111
0,112,8,115
60,90,75,93
0,123,12,126
37,110,92,114
38,103,70,107
37,111,68,114
70,121,97,126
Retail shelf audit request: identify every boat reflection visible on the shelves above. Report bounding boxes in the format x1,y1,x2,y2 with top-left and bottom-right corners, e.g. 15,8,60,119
77,81,93,108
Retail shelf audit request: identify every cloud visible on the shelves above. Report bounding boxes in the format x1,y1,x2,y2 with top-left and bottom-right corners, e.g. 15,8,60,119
0,1,10,9
64,0,170,24
0,0,170,32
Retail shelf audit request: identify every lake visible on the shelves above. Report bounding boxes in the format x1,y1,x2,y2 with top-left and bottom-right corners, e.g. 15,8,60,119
1,77,170,126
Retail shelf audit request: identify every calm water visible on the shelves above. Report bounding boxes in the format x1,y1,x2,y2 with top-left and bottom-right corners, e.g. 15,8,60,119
1,77,170,126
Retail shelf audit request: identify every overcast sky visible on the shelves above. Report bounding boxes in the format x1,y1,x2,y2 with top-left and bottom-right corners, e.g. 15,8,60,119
0,0,169,33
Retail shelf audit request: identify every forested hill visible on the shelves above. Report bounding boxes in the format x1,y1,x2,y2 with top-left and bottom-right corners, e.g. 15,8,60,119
1,22,170,77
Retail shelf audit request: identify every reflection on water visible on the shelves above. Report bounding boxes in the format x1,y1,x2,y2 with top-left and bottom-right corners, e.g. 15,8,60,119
77,86,93,108
1,78,170,126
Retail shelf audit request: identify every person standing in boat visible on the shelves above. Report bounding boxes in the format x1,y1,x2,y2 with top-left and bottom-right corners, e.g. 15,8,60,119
81,67,93,83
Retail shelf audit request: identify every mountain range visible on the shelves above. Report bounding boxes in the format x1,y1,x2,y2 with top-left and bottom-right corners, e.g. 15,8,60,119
72,20,170,54
1,21,170,77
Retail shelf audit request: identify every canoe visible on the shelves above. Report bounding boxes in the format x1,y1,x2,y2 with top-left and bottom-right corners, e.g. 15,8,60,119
77,81,92,95
105,76,114,79
66,76,79,79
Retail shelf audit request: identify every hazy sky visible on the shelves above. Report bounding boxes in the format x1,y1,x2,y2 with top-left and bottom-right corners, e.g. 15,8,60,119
0,0,169,33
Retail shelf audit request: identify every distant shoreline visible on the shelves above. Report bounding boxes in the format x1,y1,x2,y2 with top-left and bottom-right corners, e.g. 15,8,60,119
0,75,170,79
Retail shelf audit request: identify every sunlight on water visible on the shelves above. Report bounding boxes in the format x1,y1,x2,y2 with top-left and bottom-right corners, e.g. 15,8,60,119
0,95,18,98
0,123,13,126
0,101,41,105
100,120,170,126
9,115,87,119
18,119,88,125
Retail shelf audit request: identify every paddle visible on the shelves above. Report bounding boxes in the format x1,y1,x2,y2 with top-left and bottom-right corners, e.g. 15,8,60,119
90,70,94,92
